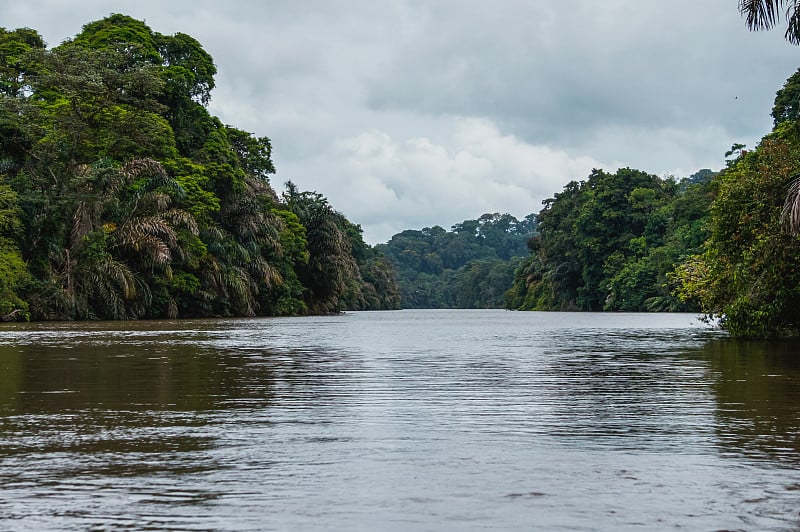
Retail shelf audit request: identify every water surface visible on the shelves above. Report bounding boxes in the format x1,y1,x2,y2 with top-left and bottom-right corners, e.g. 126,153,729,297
1,310,799,530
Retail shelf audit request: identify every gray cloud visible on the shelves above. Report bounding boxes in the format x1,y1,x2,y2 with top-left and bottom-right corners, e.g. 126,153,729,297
4,0,800,242
362,1,789,140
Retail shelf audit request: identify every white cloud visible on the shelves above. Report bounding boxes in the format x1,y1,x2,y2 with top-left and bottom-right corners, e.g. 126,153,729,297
296,118,611,244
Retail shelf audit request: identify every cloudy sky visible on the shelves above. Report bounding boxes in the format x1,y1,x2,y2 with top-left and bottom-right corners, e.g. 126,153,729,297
5,1,800,243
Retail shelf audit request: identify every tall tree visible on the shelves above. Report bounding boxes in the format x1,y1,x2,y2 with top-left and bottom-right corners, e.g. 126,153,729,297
283,182,359,313
739,1,800,234
674,123,800,337
1,15,400,320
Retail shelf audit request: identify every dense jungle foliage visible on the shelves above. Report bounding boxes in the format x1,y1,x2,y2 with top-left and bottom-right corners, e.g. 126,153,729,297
377,213,537,308
0,15,400,320
505,168,715,313
673,121,800,337
2,13,800,338
505,61,800,337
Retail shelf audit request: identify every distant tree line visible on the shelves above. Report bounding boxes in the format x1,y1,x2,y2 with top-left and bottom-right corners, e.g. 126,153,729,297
377,213,537,308
0,15,399,320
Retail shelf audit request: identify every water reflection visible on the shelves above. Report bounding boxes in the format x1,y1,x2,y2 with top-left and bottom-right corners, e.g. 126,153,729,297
0,322,278,530
1,313,800,530
0,342,277,413
702,338,800,463
516,327,717,455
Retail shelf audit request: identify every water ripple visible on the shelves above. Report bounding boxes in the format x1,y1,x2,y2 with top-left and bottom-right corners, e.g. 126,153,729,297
0,310,798,530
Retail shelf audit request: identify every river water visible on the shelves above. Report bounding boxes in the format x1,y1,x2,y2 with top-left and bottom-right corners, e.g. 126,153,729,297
0,309,799,531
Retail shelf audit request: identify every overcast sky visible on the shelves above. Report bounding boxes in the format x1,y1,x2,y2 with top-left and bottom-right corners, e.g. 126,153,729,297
5,1,800,243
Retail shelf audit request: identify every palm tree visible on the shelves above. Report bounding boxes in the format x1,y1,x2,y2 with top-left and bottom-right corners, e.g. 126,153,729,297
53,158,198,319
194,176,284,317
739,0,800,44
739,1,800,235
283,182,359,313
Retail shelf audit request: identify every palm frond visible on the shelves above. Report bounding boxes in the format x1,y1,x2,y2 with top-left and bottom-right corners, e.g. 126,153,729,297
117,216,178,248
88,271,125,318
121,158,185,200
247,256,283,286
162,208,199,235
138,190,172,213
201,225,226,244
200,256,226,296
224,265,256,316
121,158,168,181
782,174,800,235
786,0,800,43
131,234,172,266
740,0,783,30
227,241,252,264
225,266,251,298
71,201,94,247
245,175,280,202
120,276,153,319
99,257,137,300
82,257,138,319
195,289,215,302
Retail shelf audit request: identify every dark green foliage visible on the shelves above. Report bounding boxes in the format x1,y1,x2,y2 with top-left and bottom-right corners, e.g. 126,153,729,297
507,168,713,312
772,67,800,125
284,182,400,313
672,61,800,337
675,122,800,337
0,15,399,320
451,257,524,308
378,213,537,308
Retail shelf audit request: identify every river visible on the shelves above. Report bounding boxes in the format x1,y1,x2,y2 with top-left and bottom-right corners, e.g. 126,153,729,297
0,309,799,531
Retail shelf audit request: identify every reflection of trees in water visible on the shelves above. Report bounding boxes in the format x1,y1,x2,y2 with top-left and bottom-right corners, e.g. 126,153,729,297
539,331,718,446
703,338,800,463
0,323,354,473
0,327,280,481
0,336,278,414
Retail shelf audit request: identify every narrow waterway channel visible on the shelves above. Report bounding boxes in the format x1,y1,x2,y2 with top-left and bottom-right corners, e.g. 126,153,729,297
0,310,798,531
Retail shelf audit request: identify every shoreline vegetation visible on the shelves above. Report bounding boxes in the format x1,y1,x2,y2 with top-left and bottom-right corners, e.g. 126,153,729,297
1,14,799,337
0,15,401,322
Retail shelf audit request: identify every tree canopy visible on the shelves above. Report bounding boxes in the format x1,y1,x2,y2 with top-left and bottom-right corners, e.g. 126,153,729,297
674,122,800,337
378,213,537,308
0,15,399,320
505,168,713,313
